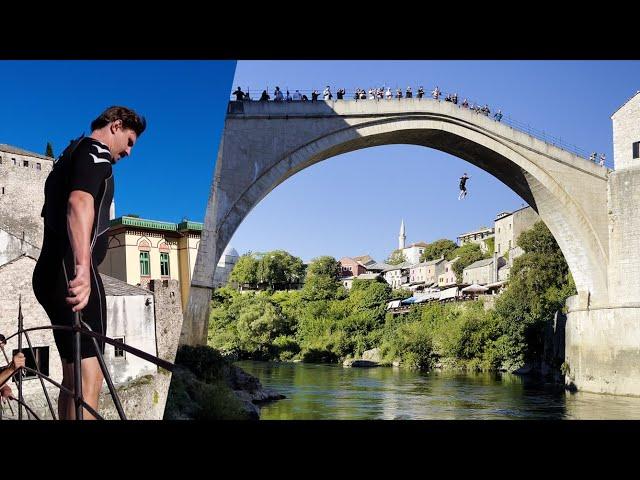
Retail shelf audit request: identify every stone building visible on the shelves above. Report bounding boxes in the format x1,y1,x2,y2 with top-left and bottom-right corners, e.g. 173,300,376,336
494,206,539,260
462,256,507,285
457,226,495,253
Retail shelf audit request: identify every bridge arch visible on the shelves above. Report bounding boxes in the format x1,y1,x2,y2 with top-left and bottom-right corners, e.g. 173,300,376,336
183,100,610,345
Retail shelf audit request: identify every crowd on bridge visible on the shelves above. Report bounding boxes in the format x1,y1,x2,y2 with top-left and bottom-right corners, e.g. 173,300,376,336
231,85,504,122
230,85,609,166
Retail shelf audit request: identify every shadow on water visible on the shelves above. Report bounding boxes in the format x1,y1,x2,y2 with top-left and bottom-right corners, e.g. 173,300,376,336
236,361,640,420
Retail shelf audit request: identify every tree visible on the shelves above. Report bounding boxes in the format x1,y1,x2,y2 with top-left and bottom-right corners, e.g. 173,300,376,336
306,256,341,278
230,254,258,287
252,250,305,290
448,243,485,282
386,249,407,265
45,142,54,158
419,239,458,263
301,256,342,301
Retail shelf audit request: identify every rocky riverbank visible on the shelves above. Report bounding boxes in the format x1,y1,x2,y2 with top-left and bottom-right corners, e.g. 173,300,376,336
164,345,285,420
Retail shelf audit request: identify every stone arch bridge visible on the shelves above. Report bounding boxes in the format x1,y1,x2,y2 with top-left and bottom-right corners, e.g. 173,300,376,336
181,98,640,397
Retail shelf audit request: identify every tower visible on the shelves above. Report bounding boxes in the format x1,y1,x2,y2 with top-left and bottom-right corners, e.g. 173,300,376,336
398,219,406,250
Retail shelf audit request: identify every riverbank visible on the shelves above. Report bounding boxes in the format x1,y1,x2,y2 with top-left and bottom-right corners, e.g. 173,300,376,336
164,346,285,420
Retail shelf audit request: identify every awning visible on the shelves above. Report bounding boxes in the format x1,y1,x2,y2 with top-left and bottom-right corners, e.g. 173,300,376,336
439,286,459,300
461,283,488,293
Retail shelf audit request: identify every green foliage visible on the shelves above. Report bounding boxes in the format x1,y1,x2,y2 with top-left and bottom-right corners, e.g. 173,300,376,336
448,243,485,282
301,256,342,301
391,288,413,300
484,236,495,255
230,253,258,286
207,227,576,374
419,239,458,263
306,255,341,278
387,249,408,265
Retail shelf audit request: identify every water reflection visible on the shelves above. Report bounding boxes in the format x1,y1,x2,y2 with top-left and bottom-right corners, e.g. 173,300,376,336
236,361,640,420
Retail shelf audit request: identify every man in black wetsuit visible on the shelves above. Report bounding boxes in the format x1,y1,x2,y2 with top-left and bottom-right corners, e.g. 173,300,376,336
458,172,470,200
33,106,146,420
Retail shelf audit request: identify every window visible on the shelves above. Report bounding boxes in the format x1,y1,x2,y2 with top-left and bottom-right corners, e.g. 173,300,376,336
508,240,512,249
36,163,41,170
633,141,640,159
13,347,49,379
23,160,29,167
1,187,4,195
498,243,501,253
114,337,125,358
160,252,170,277
12,158,16,166
140,251,150,276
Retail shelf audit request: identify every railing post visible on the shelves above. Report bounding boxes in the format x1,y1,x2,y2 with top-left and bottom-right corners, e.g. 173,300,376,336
73,311,83,420
17,296,23,421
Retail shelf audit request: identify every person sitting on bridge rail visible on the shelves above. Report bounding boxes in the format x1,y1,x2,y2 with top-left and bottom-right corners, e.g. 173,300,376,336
589,152,597,162
386,87,392,99
599,153,606,167
259,90,270,101
368,88,375,100
452,93,458,104
293,89,302,101
417,86,425,99
232,86,244,101
285,90,292,102
396,88,403,99
461,98,469,108
311,90,320,102
323,86,332,100
406,86,413,98
274,86,284,102
377,87,384,100
336,88,345,100
432,86,441,100
494,109,503,122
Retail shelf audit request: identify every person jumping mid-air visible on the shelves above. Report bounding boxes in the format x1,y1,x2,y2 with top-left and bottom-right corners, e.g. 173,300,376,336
458,173,470,200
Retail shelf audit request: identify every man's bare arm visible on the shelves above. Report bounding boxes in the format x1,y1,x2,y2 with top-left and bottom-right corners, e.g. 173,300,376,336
66,190,94,312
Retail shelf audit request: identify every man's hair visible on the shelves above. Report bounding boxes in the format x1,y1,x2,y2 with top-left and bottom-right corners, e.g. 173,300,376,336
91,106,147,136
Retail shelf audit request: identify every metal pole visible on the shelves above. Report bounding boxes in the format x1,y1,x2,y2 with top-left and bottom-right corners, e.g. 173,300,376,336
73,311,83,420
17,295,23,421
88,332,126,420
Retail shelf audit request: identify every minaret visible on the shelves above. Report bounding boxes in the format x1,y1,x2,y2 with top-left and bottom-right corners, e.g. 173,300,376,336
399,219,406,250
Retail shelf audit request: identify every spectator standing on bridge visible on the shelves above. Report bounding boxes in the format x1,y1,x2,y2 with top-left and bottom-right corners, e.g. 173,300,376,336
377,87,384,100
432,86,441,100
336,88,345,100
458,173,470,200
285,90,292,102
452,93,458,105
368,88,375,100
274,87,284,102
311,90,320,102
396,88,403,99
461,98,469,108
293,89,302,101
599,154,606,167
323,86,332,100
589,152,597,163
232,86,245,101
494,109,503,122
386,87,392,99
406,86,413,98
417,86,425,99
259,90,270,102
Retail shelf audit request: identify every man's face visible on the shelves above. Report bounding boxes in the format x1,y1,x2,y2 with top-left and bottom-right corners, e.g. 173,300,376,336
111,121,138,163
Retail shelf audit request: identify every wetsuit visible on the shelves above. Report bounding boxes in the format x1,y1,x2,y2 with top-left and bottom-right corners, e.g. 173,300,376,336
32,136,114,362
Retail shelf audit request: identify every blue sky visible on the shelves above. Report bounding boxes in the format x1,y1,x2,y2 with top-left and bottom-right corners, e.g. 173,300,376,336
229,60,640,263
0,60,236,223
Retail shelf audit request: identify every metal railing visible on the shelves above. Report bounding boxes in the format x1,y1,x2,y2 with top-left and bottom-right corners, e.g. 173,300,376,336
229,87,607,166
0,296,174,420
